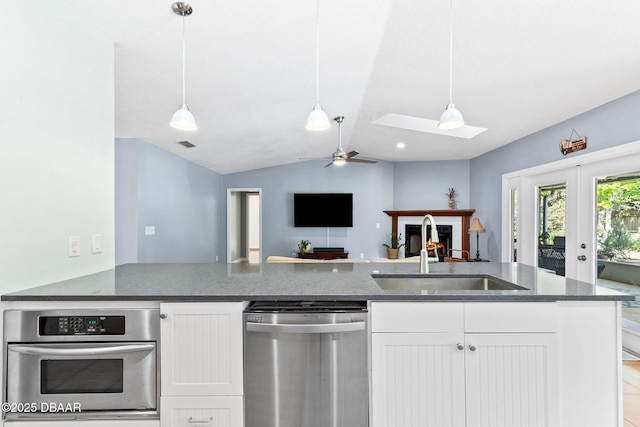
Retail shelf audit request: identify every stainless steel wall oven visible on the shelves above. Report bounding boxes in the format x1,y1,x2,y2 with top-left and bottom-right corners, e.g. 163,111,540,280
3,309,159,421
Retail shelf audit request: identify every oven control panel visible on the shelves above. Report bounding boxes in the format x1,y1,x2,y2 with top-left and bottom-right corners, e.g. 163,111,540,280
39,316,125,335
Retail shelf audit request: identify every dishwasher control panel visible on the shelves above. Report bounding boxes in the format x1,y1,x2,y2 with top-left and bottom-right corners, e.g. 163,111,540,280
39,315,125,335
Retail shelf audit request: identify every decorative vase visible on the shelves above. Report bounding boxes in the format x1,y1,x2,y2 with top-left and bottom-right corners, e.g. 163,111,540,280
448,199,454,209
386,248,399,259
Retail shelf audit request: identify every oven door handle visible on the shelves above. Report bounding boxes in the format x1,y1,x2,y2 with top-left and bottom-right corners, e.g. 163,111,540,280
8,343,155,356
246,321,365,334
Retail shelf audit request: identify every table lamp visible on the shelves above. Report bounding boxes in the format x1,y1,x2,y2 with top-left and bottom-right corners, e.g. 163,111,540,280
469,218,486,261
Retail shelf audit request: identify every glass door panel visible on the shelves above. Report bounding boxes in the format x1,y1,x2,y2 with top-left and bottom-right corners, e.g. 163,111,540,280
511,188,518,262
537,183,567,276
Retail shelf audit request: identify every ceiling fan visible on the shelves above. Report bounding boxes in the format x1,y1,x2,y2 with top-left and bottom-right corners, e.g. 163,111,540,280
302,116,377,167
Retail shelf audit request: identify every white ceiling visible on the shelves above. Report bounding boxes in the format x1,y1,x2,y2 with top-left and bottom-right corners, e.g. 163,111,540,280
65,0,640,175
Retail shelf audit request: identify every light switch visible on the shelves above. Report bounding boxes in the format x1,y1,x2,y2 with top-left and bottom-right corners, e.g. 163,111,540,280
92,234,102,254
376,223,380,229
68,236,80,257
145,226,155,236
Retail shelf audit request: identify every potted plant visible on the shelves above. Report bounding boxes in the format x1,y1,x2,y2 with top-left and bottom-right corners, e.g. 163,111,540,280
382,232,405,259
298,239,311,254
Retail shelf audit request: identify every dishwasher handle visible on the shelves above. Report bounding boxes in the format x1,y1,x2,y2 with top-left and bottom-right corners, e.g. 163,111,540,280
246,321,365,334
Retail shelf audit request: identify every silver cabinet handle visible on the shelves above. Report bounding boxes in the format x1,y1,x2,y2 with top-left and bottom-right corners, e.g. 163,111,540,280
456,343,464,350
188,416,213,424
577,255,587,261
8,343,155,356
160,312,168,319
469,344,477,351
246,321,365,334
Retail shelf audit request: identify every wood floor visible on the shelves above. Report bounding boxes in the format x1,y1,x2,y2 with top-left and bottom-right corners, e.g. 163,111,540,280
624,360,640,426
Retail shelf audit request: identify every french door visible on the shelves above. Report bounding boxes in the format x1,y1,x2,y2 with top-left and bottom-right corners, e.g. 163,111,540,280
503,141,640,283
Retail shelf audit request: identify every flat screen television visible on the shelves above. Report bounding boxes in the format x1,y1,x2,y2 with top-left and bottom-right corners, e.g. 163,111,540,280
294,193,353,227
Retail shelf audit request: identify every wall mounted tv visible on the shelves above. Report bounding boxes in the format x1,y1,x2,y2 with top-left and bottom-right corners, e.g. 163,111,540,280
294,193,353,227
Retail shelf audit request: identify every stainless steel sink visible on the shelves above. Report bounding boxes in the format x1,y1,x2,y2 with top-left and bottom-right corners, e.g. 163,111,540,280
372,274,529,292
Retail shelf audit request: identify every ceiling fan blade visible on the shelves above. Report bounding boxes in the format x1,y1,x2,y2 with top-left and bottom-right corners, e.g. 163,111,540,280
324,161,333,168
345,158,377,164
344,151,359,159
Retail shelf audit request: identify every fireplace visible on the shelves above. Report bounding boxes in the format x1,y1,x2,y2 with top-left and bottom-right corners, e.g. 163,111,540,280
405,224,453,261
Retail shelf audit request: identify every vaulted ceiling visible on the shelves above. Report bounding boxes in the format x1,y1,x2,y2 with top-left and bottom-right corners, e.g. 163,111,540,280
66,0,640,174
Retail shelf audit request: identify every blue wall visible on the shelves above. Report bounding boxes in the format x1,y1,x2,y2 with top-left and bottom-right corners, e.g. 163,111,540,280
470,90,640,261
393,161,471,209
115,139,224,265
223,160,396,260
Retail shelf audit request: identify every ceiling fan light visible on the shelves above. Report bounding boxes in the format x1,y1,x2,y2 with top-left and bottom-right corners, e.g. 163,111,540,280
333,157,346,166
437,103,464,130
306,103,330,131
170,104,197,131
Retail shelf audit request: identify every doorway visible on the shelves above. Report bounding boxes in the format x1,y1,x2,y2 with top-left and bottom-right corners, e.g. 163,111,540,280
227,188,262,264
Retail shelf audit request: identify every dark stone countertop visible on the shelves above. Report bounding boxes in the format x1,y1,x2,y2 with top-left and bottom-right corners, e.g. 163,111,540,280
1,262,634,302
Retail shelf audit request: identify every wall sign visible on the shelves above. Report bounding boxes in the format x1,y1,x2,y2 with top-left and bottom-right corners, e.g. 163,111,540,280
560,129,587,155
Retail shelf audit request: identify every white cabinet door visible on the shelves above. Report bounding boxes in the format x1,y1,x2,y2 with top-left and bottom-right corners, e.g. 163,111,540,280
160,302,243,396
160,396,243,427
464,333,559,427
371,332,466,427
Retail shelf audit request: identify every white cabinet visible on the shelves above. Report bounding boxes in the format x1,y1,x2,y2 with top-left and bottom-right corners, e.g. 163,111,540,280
372,332,466,427
160,396,243,427
371,302,559,427
159,302,243,427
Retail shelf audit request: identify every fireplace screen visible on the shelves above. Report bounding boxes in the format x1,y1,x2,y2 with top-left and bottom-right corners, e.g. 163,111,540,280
405,224,453,261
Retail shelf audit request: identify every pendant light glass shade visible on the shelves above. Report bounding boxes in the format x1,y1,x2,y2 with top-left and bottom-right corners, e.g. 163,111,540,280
306,102,330,131
438,103,464,130
170,2,197,131
171,104,197,131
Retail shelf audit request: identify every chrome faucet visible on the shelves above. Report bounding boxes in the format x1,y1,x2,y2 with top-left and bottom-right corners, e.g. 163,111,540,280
419,214,440,273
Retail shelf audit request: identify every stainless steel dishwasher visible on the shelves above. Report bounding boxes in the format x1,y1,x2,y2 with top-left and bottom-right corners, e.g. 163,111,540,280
244,301,368,427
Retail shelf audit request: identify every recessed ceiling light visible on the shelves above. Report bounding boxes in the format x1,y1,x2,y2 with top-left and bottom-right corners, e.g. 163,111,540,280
397,142,406,149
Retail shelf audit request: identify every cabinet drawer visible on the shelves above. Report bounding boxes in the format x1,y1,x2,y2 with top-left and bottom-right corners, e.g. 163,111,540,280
464,302,558,332
371,302,463,332
161,396,243,427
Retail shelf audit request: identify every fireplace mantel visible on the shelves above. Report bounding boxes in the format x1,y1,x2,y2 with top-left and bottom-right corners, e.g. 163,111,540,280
384,209,476,258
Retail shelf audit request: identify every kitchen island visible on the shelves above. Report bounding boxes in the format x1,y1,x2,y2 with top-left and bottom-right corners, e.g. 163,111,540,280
0,263,633,427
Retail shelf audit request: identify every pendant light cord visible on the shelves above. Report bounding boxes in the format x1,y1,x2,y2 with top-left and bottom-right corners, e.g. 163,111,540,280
448,0,454,105
315,0,320,103
181,13,187,106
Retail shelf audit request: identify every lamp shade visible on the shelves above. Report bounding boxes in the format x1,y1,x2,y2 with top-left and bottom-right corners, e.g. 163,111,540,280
469,218,486,233
306,102,330,131
170,105,197,131
437,103,465,130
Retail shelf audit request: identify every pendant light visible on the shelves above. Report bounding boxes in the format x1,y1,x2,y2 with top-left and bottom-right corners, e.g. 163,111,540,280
170,2,197,131
305,0,330,131
438,0,464,130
